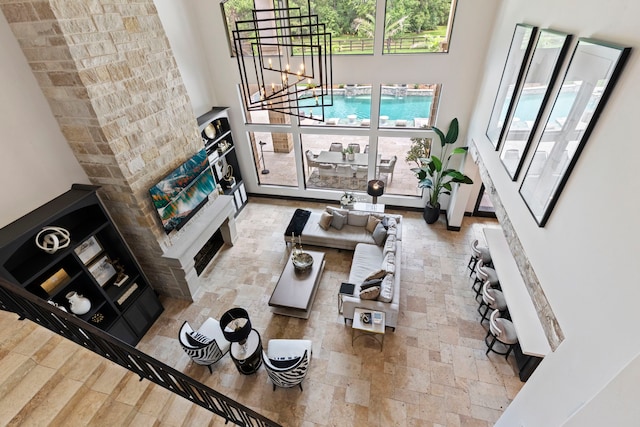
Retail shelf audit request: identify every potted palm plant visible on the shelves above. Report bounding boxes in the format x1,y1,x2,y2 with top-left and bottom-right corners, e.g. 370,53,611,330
411,118,474,224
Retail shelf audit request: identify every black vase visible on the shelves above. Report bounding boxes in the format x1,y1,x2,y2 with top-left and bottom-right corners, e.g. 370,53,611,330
423,202,440,224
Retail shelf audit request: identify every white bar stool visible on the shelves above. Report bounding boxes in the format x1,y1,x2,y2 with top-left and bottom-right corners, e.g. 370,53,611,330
478,281,507,323
473,259,500,300
468,239,492,277
485,309,518,359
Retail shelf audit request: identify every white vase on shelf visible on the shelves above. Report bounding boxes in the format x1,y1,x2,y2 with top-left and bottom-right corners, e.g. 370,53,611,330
66,291,91,315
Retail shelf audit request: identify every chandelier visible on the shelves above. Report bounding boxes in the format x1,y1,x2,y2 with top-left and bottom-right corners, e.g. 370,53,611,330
232,0,333,121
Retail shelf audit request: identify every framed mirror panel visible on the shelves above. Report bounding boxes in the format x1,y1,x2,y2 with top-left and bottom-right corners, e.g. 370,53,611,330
499,30,572,180
519,38,631,226
486,24,538,149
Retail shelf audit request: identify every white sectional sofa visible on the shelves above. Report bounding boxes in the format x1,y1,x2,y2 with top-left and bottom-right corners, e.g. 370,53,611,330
294,210,403,250
342,241,401,330
284,207,402,330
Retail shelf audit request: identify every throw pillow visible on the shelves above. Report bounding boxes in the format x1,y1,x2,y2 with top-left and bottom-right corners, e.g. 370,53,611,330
378,274,394,303
386,226,397,238
383,235,396,255
326,206,349,218
382,251,395,266
348,211,369,227
382,252,396,274
372,222,387,246
360,278,383,289
381,216,390,229
269,357,301,369
365,215,381,233
319,211,333,230
360,285,380,300
331,211,347,230
185,331,211,347
364,269,387,281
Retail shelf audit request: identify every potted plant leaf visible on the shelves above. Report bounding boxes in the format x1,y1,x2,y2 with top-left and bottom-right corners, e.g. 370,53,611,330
411,118,473,224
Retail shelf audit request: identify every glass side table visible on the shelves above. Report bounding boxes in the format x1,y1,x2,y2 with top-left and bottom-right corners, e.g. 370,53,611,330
352,308,385,351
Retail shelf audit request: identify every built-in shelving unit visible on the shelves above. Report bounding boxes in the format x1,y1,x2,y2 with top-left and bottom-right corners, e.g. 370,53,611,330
197,107,248,215
0,184,163,346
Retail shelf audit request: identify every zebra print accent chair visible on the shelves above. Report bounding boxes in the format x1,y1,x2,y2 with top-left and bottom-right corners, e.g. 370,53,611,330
178,318,230,373
262,339,313,391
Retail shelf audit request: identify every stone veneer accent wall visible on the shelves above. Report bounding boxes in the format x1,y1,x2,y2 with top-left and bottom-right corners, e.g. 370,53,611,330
0,0,204,299
470,140,564,350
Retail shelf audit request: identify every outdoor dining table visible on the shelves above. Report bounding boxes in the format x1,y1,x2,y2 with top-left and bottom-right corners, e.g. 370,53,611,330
315,151,381,167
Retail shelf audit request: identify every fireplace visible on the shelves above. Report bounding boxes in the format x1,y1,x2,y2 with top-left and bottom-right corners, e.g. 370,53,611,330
162,195,237,298
194,228,225,275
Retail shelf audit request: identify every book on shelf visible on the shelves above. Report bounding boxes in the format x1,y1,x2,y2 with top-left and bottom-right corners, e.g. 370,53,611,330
40,268,70,295
117,282,138,306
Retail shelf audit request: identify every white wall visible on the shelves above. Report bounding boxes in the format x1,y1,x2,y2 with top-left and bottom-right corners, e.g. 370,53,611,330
0,13,88,228
153,0,218,117
468,1,640,425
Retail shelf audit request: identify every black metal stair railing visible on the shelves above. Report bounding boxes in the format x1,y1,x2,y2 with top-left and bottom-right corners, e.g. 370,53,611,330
0,278,280,427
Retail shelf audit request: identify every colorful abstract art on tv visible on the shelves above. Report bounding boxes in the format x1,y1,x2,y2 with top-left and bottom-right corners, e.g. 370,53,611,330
149,149,216,234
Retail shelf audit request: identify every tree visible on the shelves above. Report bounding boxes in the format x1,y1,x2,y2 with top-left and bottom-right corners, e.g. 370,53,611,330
353,13,408,53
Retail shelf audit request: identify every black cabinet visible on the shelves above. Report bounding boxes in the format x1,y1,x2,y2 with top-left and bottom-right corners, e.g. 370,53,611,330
197,107,248,215
0,184,163,346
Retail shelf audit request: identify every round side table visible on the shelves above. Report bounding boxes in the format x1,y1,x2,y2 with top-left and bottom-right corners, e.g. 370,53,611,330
230,329,262,375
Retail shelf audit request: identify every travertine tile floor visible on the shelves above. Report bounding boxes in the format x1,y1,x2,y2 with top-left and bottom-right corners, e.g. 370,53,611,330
0,197,522,426
135,197,524,426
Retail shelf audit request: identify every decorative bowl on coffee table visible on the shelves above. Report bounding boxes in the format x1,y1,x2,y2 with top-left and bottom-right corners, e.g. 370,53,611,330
292,252,314,273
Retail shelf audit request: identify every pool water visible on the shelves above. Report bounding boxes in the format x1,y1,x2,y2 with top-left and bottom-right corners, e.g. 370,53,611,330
302,95,433,121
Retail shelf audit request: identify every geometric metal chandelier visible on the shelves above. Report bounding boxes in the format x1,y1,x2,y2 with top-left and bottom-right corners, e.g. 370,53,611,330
232,0,333,121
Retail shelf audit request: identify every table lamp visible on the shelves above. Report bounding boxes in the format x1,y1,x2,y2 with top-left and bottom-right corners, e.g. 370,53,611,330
367,179,385,204
220,307,252,348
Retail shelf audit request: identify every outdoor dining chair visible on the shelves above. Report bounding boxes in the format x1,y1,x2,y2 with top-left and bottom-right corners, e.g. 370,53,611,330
329,142,343,152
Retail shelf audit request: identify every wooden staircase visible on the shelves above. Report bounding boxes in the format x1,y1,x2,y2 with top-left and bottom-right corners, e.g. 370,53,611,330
0,310,226,426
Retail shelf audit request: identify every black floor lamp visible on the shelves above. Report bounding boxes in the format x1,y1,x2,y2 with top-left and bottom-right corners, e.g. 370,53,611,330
367,179,385,204
258,141,269,175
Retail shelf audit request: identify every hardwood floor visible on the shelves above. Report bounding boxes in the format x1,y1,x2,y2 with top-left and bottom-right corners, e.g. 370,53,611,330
0,197,523,426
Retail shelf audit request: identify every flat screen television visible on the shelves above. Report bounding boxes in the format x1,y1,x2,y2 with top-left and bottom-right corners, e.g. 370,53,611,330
149,149,216,234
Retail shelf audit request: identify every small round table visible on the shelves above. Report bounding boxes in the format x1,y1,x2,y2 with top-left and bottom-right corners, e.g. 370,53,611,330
230,328,263,375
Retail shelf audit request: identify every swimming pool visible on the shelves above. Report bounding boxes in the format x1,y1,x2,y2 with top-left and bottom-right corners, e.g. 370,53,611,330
301,95,433,121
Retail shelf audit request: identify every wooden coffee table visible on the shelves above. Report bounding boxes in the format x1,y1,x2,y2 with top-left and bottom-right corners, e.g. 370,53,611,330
269,249,325,319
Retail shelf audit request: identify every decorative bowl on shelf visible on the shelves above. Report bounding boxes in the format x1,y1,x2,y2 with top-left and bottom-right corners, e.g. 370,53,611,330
292,252,314,273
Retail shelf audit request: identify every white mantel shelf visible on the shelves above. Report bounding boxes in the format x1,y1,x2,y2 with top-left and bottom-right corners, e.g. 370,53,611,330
484,227,551,358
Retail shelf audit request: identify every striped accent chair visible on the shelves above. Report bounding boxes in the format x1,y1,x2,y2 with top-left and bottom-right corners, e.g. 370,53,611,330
178,318,230,373
262,339,312,391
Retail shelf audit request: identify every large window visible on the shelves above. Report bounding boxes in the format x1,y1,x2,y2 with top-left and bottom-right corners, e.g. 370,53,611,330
302,135,371,192
379,83,440,128
383,0,456,54
241,82,440,128
238,81,440,200
249,131,298,187
222,0,456,56
377,135,426,196
224,1,453,203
